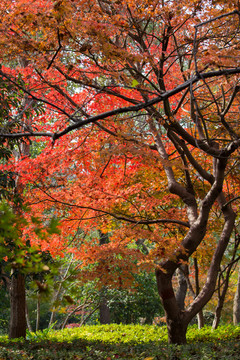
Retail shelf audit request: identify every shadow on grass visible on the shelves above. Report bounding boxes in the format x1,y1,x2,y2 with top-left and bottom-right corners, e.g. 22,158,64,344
0,338,240,360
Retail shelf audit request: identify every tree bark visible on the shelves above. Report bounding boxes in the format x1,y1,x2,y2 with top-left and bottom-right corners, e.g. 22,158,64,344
9,272,27,339
175,265,188,310
212,303,223,330
155,184,236,343
99,295,111,324
156,270,188,344
167,316,188,345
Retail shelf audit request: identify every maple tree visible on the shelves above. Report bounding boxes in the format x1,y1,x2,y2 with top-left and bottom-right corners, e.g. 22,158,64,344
0,0,240,344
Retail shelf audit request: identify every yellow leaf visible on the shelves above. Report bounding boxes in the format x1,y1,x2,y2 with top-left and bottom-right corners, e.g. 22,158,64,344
131,79,139,87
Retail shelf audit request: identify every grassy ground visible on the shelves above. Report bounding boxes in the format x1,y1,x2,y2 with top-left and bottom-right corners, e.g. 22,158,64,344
0,324,240,359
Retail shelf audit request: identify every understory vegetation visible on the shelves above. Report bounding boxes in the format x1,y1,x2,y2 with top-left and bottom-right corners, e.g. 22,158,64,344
0,324,240,359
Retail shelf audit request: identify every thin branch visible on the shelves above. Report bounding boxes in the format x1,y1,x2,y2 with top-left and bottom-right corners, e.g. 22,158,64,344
169,131,214,184
1,67,240,145
195,10,240,29
222,196,240,209
193,10,240,73
47,29,62,70
0,132,53,139
0,69,73,120
30,186,190,227
51,67,240,140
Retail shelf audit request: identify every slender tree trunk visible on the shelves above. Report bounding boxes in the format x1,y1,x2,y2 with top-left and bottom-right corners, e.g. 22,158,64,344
197,311,204,328
9,273,27,339
48,309,55,329
213,235,240,329
233,267,240,324
194,258,204,328
48,254,74,328
212,268,232,329
25,302,32,332
175,263,205,328
99,231,111,324
212,303,223,329
36,292,40,331
80,305,99,326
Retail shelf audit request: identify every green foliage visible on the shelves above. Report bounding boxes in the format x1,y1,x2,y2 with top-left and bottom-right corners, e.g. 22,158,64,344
0,73,45,200
0,146,12,161
108,272,164,324
0,201,61,273
187,323,240,343
0,142,19,203
0,202,54,275
25,255,100,331
26,322,57,341
0,77,22,126
0,285,10,335
0,171,15,201
0,74,45,130
47,217,61,235
30,215,61,239
47,323,168,344
0,201,22,243
0,324,240,359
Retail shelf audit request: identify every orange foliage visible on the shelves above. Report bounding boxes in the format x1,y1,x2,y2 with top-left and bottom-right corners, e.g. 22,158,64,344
1,0,240,299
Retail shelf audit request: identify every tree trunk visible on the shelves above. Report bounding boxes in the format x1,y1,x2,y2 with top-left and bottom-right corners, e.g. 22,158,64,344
9,272,27,339
156,269,188,344
175,265,188,310
167,316,188,344
36,292,41,331
25,302,32,332
99,231,111,324
197,311,204,328
212,270,231,329
212,304,222,329
233,267,240,325
194,258,204,329
9,84,32,339
213,235,240,329
48,254,74,328
99,293,111,324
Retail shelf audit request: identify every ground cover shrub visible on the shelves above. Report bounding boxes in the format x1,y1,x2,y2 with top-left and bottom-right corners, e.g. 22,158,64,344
0,324,240,359
46,324,169,344
187,324,240,343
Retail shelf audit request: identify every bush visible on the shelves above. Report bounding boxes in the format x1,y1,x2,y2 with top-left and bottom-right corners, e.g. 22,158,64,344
107,272,164,324
0,324,240,359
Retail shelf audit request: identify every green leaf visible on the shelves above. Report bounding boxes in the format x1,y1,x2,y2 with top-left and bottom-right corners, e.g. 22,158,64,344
131,79,139,87
48,217,61,235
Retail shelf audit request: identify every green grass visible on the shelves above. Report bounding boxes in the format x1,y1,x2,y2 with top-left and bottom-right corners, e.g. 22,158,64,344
0,324,240,359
